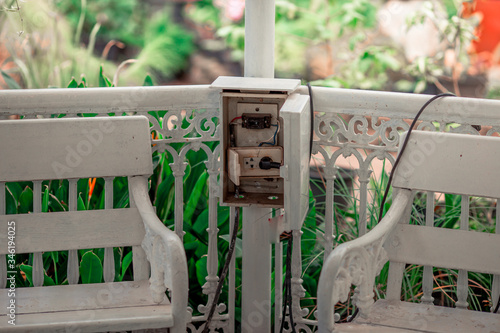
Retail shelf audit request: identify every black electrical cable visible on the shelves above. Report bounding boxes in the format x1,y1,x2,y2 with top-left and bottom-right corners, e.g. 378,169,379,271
494,298,500,314
279,235,297,333
376,92,455,223
346,92,455,323
202,207,240,333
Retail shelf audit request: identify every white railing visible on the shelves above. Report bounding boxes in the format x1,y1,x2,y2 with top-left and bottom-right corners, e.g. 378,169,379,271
1,84,500,332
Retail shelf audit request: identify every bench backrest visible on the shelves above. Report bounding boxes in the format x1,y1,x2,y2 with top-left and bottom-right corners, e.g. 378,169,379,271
385,130,500,304
0,116,153,285
0,116,152,181
392,131,500,198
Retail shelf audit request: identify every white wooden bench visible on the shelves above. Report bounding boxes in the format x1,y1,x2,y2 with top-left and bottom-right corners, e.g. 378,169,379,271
0,116,189,332
318,131,500,333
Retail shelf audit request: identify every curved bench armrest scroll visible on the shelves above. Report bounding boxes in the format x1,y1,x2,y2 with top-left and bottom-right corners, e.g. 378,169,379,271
130,176,189,333
317,189,412,333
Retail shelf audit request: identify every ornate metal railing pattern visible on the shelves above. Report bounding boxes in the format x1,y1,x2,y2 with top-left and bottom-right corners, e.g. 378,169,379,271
2,85,500,332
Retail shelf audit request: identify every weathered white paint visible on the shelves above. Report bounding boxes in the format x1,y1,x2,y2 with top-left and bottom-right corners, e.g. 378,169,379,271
393,131,500,198
0,117,188,333
280,93,311,230
0,209,145,254
242,1,278,327
386,224,500,275
67,178,80,285
211,76,299,93
244,0,275,78
0,116,153,181
317,190,413,332
318,131,500,333
241,206,272,333
354,299,500,332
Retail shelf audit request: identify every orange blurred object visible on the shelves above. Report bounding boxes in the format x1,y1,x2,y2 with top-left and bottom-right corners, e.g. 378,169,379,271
463,0,500,68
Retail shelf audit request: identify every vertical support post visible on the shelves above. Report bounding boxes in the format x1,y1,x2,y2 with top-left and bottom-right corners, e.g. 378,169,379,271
244,0,275,78
242,1,276,331
241,207,272,332
421,192,435,304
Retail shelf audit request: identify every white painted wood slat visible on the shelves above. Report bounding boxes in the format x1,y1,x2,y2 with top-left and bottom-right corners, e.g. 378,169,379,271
103,177,115,283
456,195,470,309
492,198,500,312
32,181,43,287
128,181,149,281
0,116,153,182
67,179,79,285
393,131,500,198
421,192,435,304
323,176,335,260
385,224,500,275
0,182,5,289
354,299,500,332
0,209,145,254
0,305,174,333
385,190,414,301
0,280,168,315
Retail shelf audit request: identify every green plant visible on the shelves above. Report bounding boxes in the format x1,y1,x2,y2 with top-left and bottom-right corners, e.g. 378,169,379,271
123,9,194,82
403,1,477,94
54,0,144,47
0,0,120,88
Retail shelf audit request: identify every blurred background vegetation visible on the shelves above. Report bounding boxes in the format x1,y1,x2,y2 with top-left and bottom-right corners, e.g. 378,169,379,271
0,0,499,98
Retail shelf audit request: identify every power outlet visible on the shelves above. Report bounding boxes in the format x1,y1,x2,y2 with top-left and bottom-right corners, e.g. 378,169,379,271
227,147,283,179
243,157,257,169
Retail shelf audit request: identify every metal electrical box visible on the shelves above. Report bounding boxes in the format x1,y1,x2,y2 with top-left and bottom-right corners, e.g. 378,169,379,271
211,76,310,229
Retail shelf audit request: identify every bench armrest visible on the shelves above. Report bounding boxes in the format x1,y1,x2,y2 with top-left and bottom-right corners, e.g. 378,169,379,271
317,189,412,333
129,176,189,333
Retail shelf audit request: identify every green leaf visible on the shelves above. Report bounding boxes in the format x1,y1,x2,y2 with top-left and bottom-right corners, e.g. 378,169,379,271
219,234,242,258
79,251,103,284
77,193,86,211
19,264,55,286
42,187,49,213
155,176,174,220
48,193,66,212
118,251,133,282
414,80,427,94
143,74,154,86
6,183,22,202
67,78,78,88
5,186,17,214
217,205,230,227
98,66,113,88
1,70,21,89
184,171,208,223
18,186,33,214
193,208,208,236
195,256,208,287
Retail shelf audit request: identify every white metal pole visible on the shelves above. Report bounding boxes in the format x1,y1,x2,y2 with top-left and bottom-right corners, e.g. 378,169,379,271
242,0,275,332
241,207,272,332
244,0,275,78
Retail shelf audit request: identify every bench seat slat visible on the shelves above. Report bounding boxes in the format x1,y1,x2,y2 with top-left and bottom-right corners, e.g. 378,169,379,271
0,208,145,254
355,299,500,332
385,224,500,275
0,280,167,315
0,305,173,332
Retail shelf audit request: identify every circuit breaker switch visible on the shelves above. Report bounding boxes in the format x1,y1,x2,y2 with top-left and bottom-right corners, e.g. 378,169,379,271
242,113,272,129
